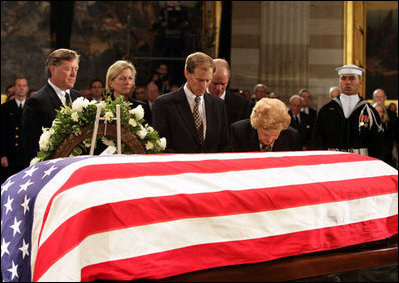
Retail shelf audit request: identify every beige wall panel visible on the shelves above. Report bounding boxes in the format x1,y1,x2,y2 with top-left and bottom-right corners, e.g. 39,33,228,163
309,64,338,78
232,1,260,18
309,49,343,65
310,19,343,35
231,34,259,49
310,3,343,19
232,25,259,35
231,18,260,27
310,35,343,49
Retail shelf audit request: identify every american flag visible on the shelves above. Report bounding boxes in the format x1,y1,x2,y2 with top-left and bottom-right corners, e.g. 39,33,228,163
1,151,398,282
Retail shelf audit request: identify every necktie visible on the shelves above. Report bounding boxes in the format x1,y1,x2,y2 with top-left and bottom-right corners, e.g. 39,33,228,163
261,143,272,152
66,91,72,106
193,96,204,144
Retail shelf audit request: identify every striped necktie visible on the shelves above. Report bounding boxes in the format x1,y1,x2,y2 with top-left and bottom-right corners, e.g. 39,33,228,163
65,91,72,106
261,143,272,152
193,96,204,144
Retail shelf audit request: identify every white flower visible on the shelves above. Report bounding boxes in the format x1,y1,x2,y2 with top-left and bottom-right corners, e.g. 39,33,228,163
39,129,52,151
145,141,154,150
137,126,147,139
104,111,114,121
51,118,60,127
129,118,137,127
147,126,154,133
71,112,79,122
99,101,107,109
130,105,144,120
30,157,41,166
72,97,90,112
157,137,167,150
101,137,115,147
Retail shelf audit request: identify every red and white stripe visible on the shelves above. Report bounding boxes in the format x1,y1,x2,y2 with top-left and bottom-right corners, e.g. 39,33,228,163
30,151,398,281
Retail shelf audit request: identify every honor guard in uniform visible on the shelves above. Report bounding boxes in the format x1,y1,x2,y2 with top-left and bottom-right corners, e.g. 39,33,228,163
312,64,385,160
1,77,29,183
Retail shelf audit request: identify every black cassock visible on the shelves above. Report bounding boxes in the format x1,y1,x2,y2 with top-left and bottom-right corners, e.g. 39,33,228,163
312,96,385,160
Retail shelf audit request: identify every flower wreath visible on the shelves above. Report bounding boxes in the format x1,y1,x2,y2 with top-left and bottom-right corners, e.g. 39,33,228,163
31,96,166,165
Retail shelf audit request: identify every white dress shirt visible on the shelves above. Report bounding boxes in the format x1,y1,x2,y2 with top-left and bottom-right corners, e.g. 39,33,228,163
48,79,70,105
16,99,26,109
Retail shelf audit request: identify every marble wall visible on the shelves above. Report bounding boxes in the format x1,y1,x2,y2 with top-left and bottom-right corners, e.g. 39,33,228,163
1,1,51,93
230,1,344,109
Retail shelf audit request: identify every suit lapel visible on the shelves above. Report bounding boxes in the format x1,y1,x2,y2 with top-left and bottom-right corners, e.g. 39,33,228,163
249,127,261,151
204,93,215,142
46,83,63,110
175,89,199,139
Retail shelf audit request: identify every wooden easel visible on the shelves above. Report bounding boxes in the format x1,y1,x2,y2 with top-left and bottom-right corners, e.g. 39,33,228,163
89,104,121,155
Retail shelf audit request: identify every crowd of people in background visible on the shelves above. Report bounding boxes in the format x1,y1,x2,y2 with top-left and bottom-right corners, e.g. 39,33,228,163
1,48,398,184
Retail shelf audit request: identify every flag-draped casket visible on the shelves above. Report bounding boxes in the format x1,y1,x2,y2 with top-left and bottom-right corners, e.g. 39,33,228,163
1,151,398,282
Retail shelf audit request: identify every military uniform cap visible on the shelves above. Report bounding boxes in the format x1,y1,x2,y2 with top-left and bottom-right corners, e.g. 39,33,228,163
336,64,364,76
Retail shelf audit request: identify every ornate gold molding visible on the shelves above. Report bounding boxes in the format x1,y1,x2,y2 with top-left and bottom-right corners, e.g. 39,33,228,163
202,1,222,57
344,1,366,97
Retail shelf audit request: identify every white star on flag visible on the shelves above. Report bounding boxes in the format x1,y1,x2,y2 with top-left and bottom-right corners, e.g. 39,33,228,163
18,239,29,259
18,179,34,194
10,217,22,237
20,195,31,215
7,260,19,280
46,159,60,164
4,195,13,215
1,238,10,257
1,179,14,196
22,165,38,178
42,165,58,179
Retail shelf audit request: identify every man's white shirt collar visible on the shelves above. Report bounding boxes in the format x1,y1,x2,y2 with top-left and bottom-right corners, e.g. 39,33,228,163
48,79,70,104
16,99,26,108
184,83,203,110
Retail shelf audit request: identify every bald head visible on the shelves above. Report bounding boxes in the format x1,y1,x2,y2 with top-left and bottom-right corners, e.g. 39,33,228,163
208,58,231,98
373,89,387,104
329,86,341,100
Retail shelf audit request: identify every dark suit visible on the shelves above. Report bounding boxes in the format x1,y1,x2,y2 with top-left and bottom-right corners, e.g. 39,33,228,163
230,119,301,152
22,83,82,165
301,107,317,127
288,110,313,149
152,86,230,153
223,90,252,125
1,100,26,182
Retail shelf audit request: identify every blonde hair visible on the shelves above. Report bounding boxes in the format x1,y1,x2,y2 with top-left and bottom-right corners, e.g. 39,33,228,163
185,52,215,74
250,98,291,131
105,60,136,91
45,48,80,78
372,102,389,125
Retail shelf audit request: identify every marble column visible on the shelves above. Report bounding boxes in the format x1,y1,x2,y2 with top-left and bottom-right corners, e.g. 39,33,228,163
259,1,310,101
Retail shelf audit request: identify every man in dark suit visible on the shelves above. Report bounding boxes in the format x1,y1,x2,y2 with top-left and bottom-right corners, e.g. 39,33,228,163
299,88,317,123
288,95,313,150
1,76,29,183
230,98,301,152
207,58,251,126
152,52,230,153
22,49,82,166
